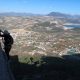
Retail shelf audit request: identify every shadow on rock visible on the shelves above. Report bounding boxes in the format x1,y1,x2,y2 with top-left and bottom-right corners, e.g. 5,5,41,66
10,54,80,80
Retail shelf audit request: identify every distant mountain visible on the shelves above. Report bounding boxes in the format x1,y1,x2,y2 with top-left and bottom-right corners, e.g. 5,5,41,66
47,12,80,19
0,12,80,18
0,12,41,16
73,15,80,18
47,12,72,18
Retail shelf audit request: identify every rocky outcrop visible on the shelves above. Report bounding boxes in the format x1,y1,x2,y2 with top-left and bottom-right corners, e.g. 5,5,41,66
0,44,15,80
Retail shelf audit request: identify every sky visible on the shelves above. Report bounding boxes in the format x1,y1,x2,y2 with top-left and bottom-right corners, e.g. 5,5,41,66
0,0,80,14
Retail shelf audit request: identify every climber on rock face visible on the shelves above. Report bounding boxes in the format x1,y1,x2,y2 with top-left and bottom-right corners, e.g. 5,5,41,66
0,30,14,60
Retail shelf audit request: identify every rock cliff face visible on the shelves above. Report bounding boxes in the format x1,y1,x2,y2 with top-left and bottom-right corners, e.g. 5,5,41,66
0,44,15,80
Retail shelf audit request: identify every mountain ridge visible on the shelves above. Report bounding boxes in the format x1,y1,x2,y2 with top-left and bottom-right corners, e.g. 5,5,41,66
47,12,80,18
0,12,80,18
0,12,42,16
